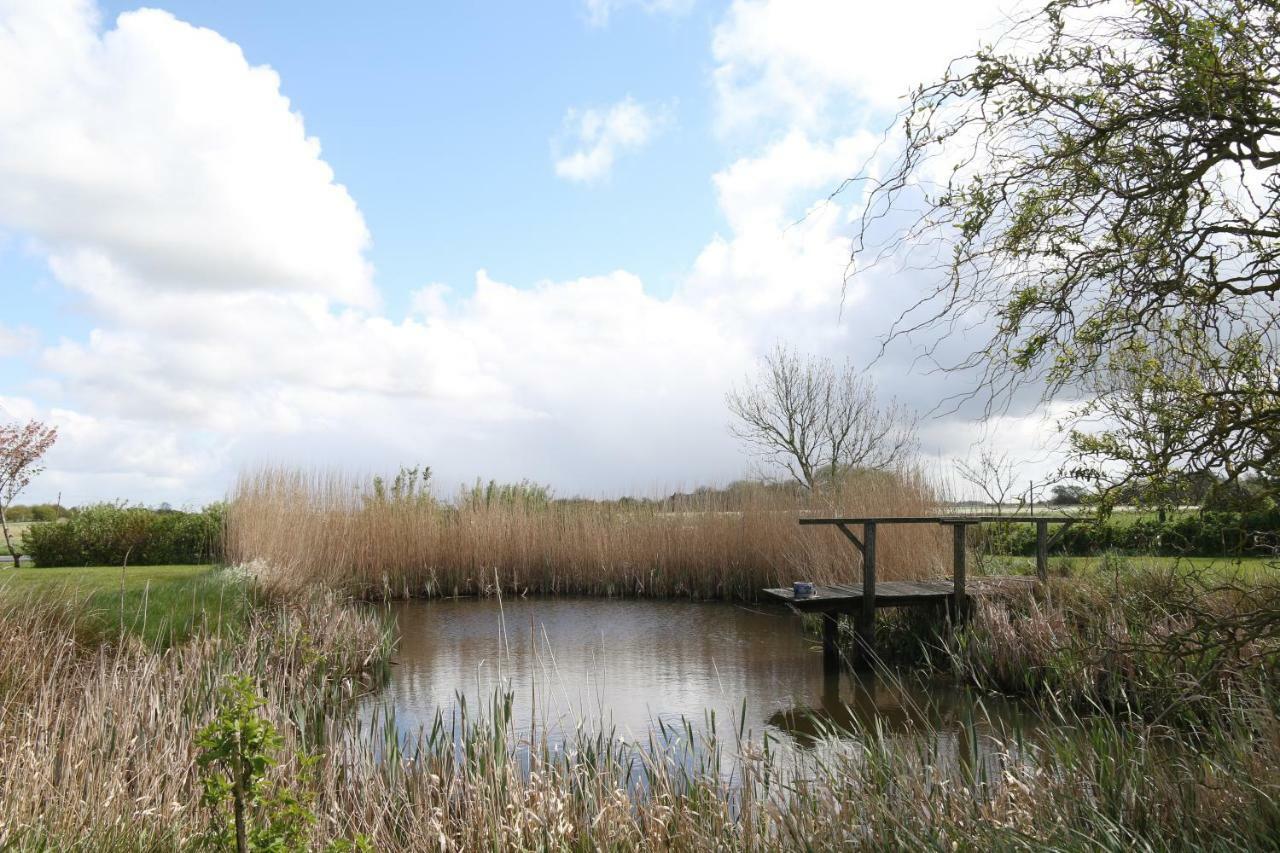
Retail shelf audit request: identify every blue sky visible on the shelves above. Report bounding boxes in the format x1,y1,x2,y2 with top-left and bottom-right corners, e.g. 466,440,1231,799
1,0,1054,505
44,1,726,311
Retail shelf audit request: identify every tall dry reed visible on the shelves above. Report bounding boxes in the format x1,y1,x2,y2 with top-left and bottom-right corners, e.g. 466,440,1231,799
1,587,1275,851
945,563,1280,725
0,588,390,849
227,467,951,599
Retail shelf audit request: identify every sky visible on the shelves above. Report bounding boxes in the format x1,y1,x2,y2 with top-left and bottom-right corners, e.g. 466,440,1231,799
0,0,1062,506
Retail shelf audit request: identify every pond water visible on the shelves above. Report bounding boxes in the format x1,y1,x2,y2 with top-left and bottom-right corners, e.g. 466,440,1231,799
363,597,1041,755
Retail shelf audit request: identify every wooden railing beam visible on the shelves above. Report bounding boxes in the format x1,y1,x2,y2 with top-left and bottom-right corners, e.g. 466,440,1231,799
833,522,865,555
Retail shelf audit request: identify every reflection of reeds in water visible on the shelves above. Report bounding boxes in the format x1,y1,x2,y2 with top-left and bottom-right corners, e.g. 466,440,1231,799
227,466,950,599
1,587,1276,850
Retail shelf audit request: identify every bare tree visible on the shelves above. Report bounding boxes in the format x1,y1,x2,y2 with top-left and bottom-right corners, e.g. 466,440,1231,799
955,447,1021,515
726,345,918,491
0,419,58,566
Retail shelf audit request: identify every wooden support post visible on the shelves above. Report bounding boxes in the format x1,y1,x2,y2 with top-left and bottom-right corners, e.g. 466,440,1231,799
952,523,967,622
822,613,840,673
822,659,840,703
856,522,877,668
849,612,871,670
1035,519,1049,582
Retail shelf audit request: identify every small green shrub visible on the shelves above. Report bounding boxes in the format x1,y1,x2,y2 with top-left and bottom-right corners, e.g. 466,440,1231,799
196,675,315,853
196,675,370,853
458,477,552,510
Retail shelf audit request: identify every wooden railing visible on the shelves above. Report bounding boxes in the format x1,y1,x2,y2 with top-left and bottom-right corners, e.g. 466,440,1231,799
798,515,1077,659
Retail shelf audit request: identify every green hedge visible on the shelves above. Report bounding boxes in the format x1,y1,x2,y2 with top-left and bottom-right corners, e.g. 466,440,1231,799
975,507,1280,558
21,504,225,567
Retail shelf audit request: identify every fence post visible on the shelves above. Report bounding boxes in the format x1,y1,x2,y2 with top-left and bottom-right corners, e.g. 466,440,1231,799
1036,519,1049,582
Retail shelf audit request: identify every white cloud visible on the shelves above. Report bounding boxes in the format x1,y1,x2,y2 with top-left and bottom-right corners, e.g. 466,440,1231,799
27,259,758,502
0,393,224,503
0,0,374,307
409,283,451,319
712,0,1013,134
0,394,39,423
713,130,877,231
553,98,665,184
583,0,694,28
0,0,1067,505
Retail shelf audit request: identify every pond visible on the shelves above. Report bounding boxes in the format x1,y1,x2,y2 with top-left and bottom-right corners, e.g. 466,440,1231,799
363,597,1041,757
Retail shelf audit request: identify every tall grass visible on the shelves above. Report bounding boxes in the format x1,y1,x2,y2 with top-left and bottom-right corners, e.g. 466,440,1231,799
227,467,950,599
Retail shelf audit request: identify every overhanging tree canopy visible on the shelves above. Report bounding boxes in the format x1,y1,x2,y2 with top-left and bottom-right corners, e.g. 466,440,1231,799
853,0,1280,487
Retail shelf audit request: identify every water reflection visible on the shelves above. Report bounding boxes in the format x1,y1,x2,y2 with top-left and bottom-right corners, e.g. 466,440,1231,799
365,597,1037,760
767,668,1028,750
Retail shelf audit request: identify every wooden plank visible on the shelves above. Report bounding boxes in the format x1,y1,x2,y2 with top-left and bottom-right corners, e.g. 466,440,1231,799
764,580,954,599
764,582,948,612
762,576,1035,612
765,578,1027,599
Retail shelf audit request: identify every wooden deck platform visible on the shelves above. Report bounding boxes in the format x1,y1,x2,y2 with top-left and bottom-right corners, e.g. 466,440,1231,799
764,576,1035,613
779,516,1066,671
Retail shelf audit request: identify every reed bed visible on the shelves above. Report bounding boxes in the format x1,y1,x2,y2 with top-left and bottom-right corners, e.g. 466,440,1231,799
311,688,1280,851
942,561,1280,725
0,584,1275,851
0,587,391,849
227,467,950,600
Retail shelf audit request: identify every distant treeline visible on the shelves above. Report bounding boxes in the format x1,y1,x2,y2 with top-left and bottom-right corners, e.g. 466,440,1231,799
3,503,73,522
371,467,823,513
22,504,225,567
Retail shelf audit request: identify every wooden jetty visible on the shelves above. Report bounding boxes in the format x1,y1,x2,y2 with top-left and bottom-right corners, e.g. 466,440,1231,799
764,515,1074,670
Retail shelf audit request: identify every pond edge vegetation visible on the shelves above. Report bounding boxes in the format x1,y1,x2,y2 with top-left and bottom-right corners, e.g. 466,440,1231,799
0,563,1275,850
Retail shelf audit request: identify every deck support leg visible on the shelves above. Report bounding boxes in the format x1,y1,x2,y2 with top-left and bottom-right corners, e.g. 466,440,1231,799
822,660,841,704
822,612,841,673
850,611,874,671
952,523,968,624
855,522,877,669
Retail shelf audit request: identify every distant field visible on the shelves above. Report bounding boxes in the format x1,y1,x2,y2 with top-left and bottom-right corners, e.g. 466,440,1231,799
0,521,34,557
948,505,1194,522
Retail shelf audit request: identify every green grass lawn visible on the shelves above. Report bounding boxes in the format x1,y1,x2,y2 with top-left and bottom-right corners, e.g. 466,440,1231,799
0,564,250,647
